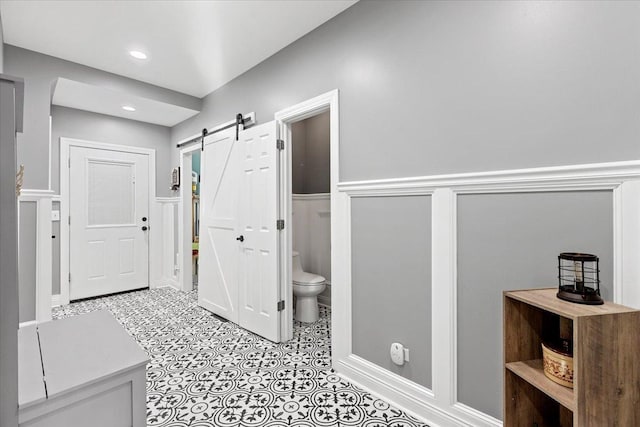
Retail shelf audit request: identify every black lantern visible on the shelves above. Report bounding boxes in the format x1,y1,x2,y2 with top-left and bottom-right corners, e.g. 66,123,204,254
557,253,603,305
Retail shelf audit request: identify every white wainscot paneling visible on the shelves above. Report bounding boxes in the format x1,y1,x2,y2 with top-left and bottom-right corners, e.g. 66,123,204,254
292,193,331,303
151,197,180,290
19,189,54,323
333,161,640,427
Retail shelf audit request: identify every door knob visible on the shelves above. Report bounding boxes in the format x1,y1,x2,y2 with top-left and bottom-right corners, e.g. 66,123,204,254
142,226,148,231
236,235,244,242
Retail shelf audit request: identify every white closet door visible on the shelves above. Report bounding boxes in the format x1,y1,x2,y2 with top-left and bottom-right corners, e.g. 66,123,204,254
69,147,149,300
237,121,280,342
198,129,240,323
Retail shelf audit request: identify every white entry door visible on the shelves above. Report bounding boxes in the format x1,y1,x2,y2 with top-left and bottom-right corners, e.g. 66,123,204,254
69,146,150,300
198,121,281,342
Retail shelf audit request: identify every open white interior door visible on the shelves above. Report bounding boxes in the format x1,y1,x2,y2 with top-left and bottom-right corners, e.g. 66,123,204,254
237,121,280,342
198,129,240,323
198,121,281,342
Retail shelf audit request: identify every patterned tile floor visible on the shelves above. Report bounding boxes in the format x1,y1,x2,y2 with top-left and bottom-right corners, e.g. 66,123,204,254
53,287,429,427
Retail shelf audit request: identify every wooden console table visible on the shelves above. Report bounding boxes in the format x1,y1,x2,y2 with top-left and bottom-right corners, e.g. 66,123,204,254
18,310,148,427
504,288,640,426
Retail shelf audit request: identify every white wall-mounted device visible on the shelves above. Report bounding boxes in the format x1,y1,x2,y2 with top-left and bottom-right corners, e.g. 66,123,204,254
390,342,409,366
170,167,180,191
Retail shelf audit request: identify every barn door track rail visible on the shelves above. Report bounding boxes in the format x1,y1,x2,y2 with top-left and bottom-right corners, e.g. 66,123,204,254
175,112,256,149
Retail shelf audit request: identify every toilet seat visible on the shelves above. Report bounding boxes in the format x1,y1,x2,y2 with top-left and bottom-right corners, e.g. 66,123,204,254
292,271,325,285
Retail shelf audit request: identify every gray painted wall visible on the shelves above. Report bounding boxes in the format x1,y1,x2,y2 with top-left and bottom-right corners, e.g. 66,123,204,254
292,111,330,194
18,201,36,323
171,1,640,180
291,122,306,194
168,0,639,415
457,191,613,419
4,45,199,191
0,16,4,72
51,106,172,196
352,195,432,389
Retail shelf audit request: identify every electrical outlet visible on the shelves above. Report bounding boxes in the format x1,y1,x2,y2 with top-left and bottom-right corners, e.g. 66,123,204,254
390,342,405,366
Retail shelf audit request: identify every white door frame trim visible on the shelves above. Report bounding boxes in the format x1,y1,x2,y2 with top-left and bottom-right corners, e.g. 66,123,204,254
59,137,156,305
335,159,640,426
274,89,341,345
178,143,199,293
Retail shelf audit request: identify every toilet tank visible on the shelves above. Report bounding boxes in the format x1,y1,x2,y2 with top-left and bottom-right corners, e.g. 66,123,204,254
292,250,303,272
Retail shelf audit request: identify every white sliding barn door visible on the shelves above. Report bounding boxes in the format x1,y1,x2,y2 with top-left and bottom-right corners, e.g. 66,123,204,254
198,122,281,342
237,121,280,342
69,147,149,300
198,129,240,323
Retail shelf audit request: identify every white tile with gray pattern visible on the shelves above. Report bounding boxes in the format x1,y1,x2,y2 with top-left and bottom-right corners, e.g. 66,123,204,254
53,287,429,427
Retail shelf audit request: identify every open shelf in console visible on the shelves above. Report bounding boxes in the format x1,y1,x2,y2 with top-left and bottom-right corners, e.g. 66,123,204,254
503,288,640,426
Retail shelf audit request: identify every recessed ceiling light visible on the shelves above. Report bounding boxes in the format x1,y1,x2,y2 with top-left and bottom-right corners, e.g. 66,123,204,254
129,50,147,60
122,105,136,112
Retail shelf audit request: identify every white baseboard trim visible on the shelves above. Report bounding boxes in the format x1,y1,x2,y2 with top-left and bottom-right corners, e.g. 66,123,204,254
153,281,180,291
19,320,37,329
318,295,331,307
51,294,62,307
337,354,468,427
337,354,501,427
452,402,502,427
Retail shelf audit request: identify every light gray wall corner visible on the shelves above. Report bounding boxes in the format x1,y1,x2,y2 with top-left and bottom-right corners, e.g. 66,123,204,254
351,195,432,389
456,190,613,420
303,111,330,194
4,45,198,191
291,111,330,194
51,106,172,197
291,121,306,194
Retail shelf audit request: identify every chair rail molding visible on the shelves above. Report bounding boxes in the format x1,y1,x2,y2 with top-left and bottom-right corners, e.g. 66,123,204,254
334,160,640,427
19,189,54,323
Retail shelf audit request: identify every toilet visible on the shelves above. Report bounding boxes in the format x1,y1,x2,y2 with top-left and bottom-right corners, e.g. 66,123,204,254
292,250,326,323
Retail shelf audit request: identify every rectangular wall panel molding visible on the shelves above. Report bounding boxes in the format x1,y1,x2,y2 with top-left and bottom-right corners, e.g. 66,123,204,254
153,197,180,290
334,160,640,427
457,191,613,420
18,189,54,324
351,194,433,390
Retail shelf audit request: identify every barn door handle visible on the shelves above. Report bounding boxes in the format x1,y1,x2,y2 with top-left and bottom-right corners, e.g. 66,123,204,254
236,235,244,242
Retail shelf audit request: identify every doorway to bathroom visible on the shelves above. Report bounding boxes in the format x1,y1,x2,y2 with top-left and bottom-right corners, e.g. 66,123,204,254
290,112,331,318
275,90,340,348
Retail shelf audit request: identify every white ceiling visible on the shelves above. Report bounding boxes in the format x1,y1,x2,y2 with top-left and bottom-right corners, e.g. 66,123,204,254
0,0,356,98
52,78,200,127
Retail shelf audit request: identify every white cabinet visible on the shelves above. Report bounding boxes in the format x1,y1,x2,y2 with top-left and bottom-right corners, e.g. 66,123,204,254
18,311,148,427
